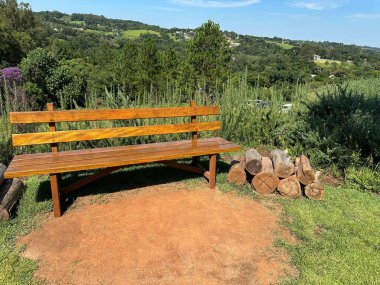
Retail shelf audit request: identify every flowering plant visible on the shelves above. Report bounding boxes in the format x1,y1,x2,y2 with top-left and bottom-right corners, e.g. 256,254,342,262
0,67,23,84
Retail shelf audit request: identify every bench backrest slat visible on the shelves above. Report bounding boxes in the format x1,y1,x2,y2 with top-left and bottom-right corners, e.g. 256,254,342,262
10,106,219,124
12,121,221,146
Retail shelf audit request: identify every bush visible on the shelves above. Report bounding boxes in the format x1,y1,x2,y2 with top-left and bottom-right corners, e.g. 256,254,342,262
345,166,380,194
285,82,380,169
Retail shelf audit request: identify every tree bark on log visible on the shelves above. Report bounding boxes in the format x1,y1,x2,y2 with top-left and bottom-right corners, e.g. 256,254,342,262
305,171,324,201
0,178,25,221
0,164,6,187
245,149,262,175
277,175,302,198
227,157,247,186
271,150,295,178
252,157,280,195
296,155,315,186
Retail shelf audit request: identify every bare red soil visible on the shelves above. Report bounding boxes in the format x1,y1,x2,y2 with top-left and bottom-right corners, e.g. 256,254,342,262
19,183,296,285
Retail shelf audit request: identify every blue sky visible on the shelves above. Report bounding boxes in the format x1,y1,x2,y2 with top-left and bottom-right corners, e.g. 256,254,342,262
26,0,380,47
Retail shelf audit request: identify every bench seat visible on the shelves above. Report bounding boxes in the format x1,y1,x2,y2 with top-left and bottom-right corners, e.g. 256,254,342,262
5,137,240,179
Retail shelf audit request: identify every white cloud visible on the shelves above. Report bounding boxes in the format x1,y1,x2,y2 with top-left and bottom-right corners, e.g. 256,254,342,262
346,13,380,20
290,0,347,10
169,0,260,8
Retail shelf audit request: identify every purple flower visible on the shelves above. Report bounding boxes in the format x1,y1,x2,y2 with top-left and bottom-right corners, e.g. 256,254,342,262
0,67,23,84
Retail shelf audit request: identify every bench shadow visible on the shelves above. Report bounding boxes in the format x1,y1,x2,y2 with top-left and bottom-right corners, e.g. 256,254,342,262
35,157,231,211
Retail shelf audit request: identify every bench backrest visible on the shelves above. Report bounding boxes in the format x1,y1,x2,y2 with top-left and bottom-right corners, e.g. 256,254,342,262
9,102,220,149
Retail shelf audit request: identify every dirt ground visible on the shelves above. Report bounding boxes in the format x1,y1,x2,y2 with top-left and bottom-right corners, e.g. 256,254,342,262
18,183,297,285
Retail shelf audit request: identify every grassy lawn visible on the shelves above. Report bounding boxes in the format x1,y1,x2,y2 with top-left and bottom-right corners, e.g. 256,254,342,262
266,40,295,50
70,20,85,26
0,176,51,284
122,29,161,39
1,159,379,284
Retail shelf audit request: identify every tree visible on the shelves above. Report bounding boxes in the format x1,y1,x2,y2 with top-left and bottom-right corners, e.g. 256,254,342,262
186,20,231,99
137,38,161,93
0,0,46,66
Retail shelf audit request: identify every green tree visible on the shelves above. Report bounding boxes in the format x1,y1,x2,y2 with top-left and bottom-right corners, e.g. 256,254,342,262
137,38,161,93
186,20,231,99
0,0,45,66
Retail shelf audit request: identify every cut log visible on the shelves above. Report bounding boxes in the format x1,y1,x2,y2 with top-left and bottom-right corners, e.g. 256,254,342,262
0,209,10,221
0,178,25,220
0,164,6,187
296,155,315,185
227,159,247,186
245,149,262,175
277,175,302,198
252,157,280,195
305,171,324,201
271,149,295,178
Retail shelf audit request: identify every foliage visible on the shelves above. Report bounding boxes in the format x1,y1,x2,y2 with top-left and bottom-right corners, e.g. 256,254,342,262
186,20,231,96
345,165,380,194
285,83,380,169
0,0,46,67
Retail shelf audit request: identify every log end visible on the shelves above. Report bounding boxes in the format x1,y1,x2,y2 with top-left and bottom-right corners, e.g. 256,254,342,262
252,173,280,195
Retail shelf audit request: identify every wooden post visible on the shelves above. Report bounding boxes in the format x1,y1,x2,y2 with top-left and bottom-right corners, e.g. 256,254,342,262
50,174,62,217
190,100,199,165
47,103,62,217
209,154,217,189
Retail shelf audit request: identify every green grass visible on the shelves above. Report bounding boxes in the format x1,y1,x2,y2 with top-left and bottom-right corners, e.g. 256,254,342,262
70,20,85,26
314,59,355,67
279,185,380,284
0,176,51,285
266,40,295,50
121,29,160,39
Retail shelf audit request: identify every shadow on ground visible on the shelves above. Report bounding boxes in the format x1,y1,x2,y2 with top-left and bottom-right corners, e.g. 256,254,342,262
35,156,231,211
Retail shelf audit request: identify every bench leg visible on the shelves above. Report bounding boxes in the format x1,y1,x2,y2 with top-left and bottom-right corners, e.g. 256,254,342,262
209,154,217,189
50,174,62,217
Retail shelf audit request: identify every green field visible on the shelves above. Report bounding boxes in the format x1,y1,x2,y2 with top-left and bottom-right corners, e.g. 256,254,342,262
314,59,355,67
70,20,85,26
122,29,161,39
266,40,295,49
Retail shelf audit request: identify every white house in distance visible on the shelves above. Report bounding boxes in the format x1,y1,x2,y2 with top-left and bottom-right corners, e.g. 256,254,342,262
313,54,321,60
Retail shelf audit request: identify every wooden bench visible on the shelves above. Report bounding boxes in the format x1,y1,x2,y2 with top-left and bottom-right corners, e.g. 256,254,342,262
4,102,240,217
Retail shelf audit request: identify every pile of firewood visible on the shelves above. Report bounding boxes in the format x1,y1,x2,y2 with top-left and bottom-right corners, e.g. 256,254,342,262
227,149,324,200
0,164,25,221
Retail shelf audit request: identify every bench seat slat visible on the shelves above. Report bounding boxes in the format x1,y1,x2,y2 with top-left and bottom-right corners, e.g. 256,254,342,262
12,122,221,146
10,106,220,124
5,138,240,178
11,138,231,168
12,137,223,162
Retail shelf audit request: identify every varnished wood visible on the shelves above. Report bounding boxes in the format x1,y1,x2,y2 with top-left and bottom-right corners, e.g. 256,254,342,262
61,167,122,195
12,137,223,162
10,106,220,124
12,121,221,146
5,102,240,218
47,103,58,153
209,154,217,189
190,101,200,165
50,174,62,217
5,139,240,178
10,138,230,168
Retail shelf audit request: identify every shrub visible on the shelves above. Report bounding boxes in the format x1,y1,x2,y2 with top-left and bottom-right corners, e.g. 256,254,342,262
345,165,380,194
285,83,380,169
